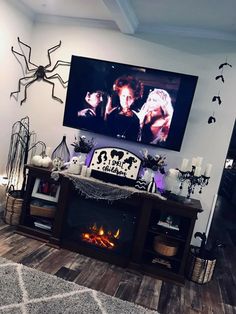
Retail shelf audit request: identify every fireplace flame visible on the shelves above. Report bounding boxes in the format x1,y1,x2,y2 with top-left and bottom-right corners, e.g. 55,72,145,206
82,224,121,249
114,229,120,239
98,226,104,236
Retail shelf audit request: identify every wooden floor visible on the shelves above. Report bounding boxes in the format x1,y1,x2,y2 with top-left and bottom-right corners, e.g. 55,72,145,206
0,196,235,314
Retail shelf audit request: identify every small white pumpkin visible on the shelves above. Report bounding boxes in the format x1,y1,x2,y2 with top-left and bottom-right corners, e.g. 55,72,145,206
31,155,43,167
31,155,52,168
41,156,52,168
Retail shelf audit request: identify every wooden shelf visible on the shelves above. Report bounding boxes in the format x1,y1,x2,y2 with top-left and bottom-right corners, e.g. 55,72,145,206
144,248,182,263
148,228,186,243
17,165,203,285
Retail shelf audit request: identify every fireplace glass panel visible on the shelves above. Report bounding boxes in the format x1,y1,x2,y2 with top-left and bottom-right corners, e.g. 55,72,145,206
62,192,138,257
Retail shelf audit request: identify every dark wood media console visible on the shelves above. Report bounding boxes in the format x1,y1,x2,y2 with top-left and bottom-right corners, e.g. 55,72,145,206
17,165,203,285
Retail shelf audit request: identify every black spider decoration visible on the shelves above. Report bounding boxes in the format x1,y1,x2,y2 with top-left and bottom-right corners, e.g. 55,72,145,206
10,37,70,105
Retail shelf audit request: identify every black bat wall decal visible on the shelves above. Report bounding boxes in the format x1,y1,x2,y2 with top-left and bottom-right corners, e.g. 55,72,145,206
212,96,222,105
208,116,216,124
219,62,232,69
215,75,224,83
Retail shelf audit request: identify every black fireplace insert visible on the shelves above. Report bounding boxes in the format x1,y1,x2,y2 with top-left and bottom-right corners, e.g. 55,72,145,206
62,189,138,263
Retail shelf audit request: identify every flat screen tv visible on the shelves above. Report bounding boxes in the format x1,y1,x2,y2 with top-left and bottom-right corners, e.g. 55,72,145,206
63,55,198,152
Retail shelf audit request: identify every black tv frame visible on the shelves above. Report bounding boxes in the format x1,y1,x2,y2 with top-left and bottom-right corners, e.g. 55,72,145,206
63,55,198,152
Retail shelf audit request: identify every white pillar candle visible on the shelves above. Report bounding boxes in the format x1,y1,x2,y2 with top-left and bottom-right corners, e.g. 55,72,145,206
196,157,203,167
168,168,179,178
192,157,197,166
81,165,87,176
194,166,201,176
204,164,212,177
86,168,91,177
180,158,189,171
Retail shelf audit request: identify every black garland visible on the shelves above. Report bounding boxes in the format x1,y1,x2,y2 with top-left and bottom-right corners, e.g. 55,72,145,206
208,58,232,124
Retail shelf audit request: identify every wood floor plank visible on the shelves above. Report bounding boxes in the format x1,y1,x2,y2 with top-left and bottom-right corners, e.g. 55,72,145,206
90,264,124,296
19,244,54,268
36,248,76,275
158,281,185,314
2,237,45,263
75,259,110,289
0,225,16,238
63,253,91,272
0,233,27,256
114,270,143,303
55,266,79,282
135,275,162,310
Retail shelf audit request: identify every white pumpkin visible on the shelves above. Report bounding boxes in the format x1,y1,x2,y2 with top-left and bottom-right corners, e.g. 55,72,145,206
41,156,52,168
31,155,52,168
31,155,43,167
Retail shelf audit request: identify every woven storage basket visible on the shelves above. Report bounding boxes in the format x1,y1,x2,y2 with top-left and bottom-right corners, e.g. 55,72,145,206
186,248,216,284
4,188,23,226
153,235,179,257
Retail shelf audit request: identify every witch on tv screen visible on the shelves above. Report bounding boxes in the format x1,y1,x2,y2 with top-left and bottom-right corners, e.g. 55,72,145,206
63,56,198,152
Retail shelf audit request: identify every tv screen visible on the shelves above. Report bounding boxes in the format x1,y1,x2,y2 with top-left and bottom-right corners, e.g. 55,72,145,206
63,56,198,152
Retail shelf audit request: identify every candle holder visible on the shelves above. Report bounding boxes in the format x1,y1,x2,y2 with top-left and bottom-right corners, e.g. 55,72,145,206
176,165,210,200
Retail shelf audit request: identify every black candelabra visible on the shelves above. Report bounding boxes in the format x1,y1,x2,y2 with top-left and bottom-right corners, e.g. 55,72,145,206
177,165,210,199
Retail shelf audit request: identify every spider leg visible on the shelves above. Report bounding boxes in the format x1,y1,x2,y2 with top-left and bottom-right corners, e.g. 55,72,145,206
45,40,62,69
11,47,35,72
45,73,68,86
17,37,38,68
20,77,38,105
46,60,71,73
10,74,35,98
42,77,63,103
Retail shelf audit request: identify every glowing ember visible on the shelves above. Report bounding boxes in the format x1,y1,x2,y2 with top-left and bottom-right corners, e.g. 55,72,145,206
81,224,120,249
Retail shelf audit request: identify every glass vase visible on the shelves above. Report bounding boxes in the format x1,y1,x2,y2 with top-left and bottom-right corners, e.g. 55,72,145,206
72,152,87,165
143,168,155,184
51,136,70,162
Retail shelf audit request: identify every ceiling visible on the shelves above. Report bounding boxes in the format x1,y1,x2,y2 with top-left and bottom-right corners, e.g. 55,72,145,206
15,0,236,42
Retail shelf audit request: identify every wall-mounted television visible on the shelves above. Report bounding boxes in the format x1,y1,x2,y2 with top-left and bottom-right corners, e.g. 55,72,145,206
63,56,198,152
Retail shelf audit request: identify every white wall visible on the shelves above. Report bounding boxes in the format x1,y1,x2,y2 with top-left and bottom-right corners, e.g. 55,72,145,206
1,4,236,244
0,0,33,173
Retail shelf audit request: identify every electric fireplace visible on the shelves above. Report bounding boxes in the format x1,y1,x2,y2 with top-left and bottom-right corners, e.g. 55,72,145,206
62,189,138,266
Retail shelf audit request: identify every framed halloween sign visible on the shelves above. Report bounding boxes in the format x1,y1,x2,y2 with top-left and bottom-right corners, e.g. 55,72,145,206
89,147,142,186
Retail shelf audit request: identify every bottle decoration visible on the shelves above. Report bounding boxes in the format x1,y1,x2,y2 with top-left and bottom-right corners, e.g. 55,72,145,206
147,177,156,193
51,135,70,162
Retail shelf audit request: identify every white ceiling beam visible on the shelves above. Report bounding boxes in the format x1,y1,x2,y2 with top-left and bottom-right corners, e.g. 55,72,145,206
102,0,138,34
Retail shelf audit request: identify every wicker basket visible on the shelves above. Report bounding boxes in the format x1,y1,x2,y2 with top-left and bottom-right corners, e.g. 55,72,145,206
153,235,179,257
4,188,23,225
186,248,216,284
30,205,56,218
